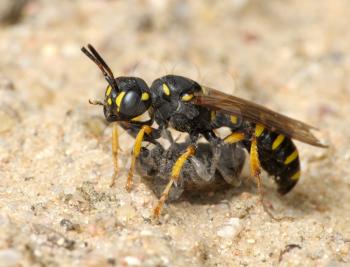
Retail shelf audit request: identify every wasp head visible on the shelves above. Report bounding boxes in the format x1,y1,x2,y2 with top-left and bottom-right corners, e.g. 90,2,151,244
82,44,151,122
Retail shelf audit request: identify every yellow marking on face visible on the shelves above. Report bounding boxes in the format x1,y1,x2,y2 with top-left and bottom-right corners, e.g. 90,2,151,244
255,124,265,137
272,134,285,150
116,91,126,112
107,98,112,105
291,171,300,181
181,93,194,101
224,132,245,144
230,115,238,124
141,92,150,101
162,83,170,96
106,85,112,96
284,150,298,165
211,111,216,122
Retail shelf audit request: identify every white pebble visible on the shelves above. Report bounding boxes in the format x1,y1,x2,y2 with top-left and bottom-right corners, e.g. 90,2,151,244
247,239,256,244
124,256,141,266
217,217,241,238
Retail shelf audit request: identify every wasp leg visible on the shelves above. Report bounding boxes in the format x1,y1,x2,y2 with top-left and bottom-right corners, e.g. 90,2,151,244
126,125,153,192
250,135,275,219
250,127,291,221
110,122,119,187
153,145,196,218
224,132,245,144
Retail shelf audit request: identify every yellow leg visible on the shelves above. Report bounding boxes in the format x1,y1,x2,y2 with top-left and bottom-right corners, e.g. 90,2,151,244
224,132,245,144
250,135,290,221
110,122,119,187
250,136,262,190
126,125,152,192
153,145,196,218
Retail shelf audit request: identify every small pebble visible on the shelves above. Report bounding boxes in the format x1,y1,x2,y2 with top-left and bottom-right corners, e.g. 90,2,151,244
217,218,241,238
123,256,141,266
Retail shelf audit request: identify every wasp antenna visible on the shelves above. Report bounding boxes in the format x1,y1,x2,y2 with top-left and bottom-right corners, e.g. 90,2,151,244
81,46,109,77
81,45,118,91
86,44,115,79
89,99,104,106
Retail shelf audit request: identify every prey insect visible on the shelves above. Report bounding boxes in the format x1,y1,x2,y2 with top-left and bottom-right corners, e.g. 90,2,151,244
136,137,246,200
81,44,327,219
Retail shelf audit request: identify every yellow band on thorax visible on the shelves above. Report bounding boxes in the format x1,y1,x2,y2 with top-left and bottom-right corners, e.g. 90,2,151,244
255,124,265,137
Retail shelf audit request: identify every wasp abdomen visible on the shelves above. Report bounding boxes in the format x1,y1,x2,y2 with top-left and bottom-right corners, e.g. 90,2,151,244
246,126,301,194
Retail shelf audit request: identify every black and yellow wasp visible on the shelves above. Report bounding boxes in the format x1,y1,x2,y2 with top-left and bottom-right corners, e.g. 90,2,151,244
81,44,327,218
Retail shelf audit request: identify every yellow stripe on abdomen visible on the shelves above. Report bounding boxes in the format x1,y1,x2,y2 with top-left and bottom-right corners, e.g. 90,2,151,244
290,171,300,181
272,134,285,150
284,150,298,165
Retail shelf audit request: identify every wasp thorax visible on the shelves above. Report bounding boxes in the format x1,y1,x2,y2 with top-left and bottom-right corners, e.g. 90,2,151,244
103,77,152,122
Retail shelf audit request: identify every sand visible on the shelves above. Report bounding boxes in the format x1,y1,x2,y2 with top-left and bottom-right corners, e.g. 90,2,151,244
0,0,349,266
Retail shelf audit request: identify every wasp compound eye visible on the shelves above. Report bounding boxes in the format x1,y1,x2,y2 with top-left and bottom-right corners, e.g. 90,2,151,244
119,90,143,117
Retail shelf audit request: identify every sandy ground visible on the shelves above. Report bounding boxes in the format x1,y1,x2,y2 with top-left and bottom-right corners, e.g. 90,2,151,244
0,0,350,266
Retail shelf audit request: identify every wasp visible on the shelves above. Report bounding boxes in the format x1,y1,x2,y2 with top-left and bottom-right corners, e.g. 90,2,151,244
81,44,327,219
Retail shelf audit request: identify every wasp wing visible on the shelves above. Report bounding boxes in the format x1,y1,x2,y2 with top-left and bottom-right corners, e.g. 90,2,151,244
193,86,327,147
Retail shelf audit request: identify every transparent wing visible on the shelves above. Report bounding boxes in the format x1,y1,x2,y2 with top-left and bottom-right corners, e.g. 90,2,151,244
192,86,326,147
